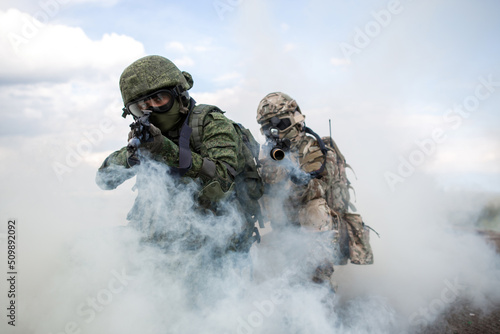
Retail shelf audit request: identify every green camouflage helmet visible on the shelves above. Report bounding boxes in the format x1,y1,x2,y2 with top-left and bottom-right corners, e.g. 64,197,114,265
256,92,302,124
119,55,194,106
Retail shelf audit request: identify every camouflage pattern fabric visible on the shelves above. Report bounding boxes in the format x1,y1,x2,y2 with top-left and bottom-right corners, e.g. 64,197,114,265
96,104,248,247
343,213,374,265
260,134,348,228
259,133,373,267
298,135,351,214
256,92,301,124
119,55,193,106
97,109,242,193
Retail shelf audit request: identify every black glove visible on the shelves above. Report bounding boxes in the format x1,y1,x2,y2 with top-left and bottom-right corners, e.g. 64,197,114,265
126,122,163,166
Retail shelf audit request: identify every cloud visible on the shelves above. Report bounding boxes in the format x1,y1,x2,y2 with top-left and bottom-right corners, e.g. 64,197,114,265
71,0,121,5
165,39,215,56
284,43,296,53
172,56,195,67
0,8,145,84
330,57,351,66
165,41,186,53
213,71,242,84
0,0,121,11
0,7,145,150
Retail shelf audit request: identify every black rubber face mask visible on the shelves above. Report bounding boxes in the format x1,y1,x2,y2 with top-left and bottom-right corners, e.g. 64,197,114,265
262,115,300,141
261,116,292,136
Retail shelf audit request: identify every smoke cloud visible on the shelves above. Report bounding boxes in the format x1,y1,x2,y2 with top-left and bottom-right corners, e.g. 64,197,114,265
1,150,499,334
1,2,499,333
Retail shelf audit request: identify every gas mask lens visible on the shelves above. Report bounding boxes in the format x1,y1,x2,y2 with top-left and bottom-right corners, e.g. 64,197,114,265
262,116,293,138
126,90,176,117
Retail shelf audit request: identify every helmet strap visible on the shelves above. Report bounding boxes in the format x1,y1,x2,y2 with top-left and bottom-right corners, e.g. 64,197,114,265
175,85,191,114
294,112,305,124
122,107,130,118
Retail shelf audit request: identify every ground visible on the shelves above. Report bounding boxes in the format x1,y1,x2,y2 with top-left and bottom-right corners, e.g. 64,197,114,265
418,230,500,334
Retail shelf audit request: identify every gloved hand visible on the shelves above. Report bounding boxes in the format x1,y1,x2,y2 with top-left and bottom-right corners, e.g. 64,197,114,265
127,123,164,154
260,160,288,184
126,123,164,166
290,169,311,186
126,151,140,167
143,123,164,153
126,131,141,167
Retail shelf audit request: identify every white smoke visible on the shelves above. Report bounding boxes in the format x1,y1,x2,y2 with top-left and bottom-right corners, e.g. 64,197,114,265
1,148,497,334
1,0,500,332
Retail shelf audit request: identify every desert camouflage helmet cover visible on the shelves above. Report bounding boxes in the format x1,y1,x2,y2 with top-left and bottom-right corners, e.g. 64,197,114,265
119,55,194,105
256,92,302,124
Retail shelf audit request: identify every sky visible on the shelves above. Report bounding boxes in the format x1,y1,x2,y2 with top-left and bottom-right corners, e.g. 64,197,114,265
0,0,499,195
0,0,499,333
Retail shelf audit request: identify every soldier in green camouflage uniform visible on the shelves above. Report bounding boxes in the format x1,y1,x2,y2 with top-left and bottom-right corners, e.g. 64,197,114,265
96,55,256,253
256,92,373,286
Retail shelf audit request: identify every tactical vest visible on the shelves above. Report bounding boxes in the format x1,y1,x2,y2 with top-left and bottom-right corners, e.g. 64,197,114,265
188,104,265,250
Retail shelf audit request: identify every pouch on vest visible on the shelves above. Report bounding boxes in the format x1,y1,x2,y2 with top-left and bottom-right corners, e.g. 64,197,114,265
343,213,374,265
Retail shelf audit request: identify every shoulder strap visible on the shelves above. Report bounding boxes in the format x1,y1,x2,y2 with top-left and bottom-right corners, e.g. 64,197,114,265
189,104,223,153
303,126,328,179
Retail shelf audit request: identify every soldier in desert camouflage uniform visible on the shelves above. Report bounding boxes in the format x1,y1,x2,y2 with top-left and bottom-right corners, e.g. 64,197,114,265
96,55,259,253
256,92,374,286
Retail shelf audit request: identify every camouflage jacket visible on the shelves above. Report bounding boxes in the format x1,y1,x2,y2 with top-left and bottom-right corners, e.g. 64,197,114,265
96,106,244,203
259,133,349,229
260,132,374,265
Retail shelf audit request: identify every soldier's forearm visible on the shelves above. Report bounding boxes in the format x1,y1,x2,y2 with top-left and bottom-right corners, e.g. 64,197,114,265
152,136,235,193
96,147,136,190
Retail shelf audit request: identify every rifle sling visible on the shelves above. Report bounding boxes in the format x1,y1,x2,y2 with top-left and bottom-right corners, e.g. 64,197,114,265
170,98,196,176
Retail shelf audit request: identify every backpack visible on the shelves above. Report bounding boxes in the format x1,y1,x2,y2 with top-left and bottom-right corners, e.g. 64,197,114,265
299,133,374,265
188,104,265,248
298,133,354,215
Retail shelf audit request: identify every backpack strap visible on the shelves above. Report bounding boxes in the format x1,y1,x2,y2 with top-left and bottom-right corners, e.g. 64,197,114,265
189,104,233,179
189,104,224,153
303,126,328,179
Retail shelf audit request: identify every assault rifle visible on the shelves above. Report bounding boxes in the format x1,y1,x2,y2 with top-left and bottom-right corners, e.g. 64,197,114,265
266,135,310,185
266,126,291,161
269,138,291,161
267,125,329,184
126,110,152,166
